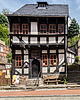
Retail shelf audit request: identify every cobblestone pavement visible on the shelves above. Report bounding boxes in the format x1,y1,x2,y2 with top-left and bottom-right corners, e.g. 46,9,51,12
0,89,80,97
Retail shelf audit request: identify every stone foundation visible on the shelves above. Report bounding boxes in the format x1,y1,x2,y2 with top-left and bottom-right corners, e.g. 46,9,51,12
42,74,66,80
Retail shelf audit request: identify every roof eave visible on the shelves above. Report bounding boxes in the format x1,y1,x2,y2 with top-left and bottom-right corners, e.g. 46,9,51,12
6,14,69,17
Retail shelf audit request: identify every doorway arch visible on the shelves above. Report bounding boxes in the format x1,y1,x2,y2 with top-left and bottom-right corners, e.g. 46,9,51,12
32,59,40,78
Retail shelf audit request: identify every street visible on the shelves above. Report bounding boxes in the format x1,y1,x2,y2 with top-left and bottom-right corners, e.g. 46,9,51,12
0,89,80,100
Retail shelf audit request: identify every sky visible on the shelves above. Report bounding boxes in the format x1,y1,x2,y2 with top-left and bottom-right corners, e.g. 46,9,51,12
0,0,80,25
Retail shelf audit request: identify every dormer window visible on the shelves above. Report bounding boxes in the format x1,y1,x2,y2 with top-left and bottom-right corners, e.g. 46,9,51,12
37,2,48,9
39,4,46,7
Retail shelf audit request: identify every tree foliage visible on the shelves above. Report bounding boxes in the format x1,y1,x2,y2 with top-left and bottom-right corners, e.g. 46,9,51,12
7,52,12,64
68,18,79,37
0,14,8,27
2,8,10,15
68,35,80,47
0,10,9,46
68,18,80,48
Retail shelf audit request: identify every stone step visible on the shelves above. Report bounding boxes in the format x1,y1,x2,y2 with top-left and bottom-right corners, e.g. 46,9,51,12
26,78,43,86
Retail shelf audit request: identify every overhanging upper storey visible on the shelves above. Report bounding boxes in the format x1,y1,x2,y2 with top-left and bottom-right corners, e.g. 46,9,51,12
6,2,69,17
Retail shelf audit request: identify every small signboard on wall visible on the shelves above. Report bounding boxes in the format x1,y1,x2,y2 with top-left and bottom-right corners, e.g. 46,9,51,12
0,71,2,76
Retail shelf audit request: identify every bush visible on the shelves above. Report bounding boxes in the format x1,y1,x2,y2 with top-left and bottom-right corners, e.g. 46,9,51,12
61,77,68,84
75,56,79,64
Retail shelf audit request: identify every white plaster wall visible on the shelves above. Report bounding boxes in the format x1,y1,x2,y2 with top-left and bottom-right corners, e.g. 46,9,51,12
13,36,20,43
31,22,38,34
58,49,64,53
24,50,28,54
50,50,56,53
24,55,29,63
42,50,47,53
59,67,65,72
15,50,22,54
72,59,74,64
40,37,47,44
49,37,56,43
24,68,29,74
22,37,28,44
58,37,64,43
42,67,47,73
30,37,37,44
50,67,56,73
59,54,64,65
15,69,22,74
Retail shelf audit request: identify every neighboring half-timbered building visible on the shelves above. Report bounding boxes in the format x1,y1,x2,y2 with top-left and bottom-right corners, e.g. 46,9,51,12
6,2,69,81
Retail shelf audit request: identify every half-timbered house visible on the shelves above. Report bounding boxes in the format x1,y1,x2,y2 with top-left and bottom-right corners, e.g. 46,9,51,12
6,2,69,83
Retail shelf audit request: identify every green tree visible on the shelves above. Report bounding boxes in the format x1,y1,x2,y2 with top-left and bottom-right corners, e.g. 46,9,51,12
68,18,80,48
68,36,79,47
2,8,10,15
0,14,8,27
0,9,9,46
68,18,79,37
7,52,12,64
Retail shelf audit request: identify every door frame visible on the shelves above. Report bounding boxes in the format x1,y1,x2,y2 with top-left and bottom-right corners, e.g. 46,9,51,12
29,58,40,78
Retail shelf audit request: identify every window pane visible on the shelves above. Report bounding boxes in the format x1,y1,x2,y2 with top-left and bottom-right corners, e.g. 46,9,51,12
53,30,56,33
16,62,18,66
58,24,64,34
50,54,57,65
51,60,53,65
49,24,56,34
23,30,25,34
12,24,20,34
53,25,56,29
42,55,48,66
54,55,56,59
50,25,52,29
16,57,18,60
44,30,46,33
44,25,46,29
19,57,21,60
40,24,47,34
19,62,21,66
15,56,22,67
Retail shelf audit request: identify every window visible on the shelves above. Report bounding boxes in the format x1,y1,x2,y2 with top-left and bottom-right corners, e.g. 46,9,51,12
15,55,22,67
22,24,29,34
50,54,57,65
58,24,64,34
12,24,20,34
39,4,46,7
49,24,56,34
42,54,48,66
40,24,47,34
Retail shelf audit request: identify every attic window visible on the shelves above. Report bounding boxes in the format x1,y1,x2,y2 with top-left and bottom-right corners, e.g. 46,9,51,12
37,2,48,9
39,4,46,7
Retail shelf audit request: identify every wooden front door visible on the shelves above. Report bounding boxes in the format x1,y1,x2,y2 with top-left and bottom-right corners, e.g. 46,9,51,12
32,59,40,78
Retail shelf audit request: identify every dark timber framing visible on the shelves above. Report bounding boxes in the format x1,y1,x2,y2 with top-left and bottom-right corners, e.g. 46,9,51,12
6,2,69,83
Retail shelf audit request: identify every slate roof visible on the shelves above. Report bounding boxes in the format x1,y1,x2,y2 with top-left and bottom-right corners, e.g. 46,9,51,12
6,3,69,17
